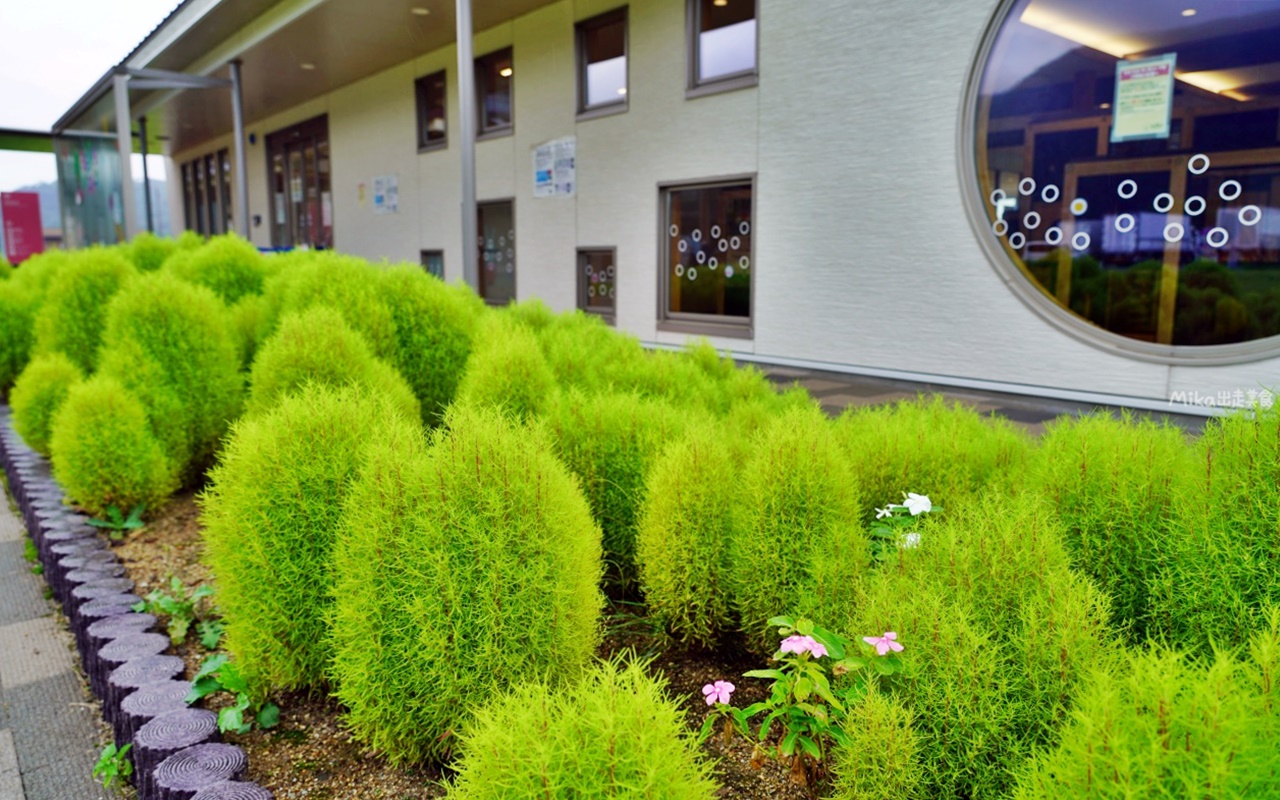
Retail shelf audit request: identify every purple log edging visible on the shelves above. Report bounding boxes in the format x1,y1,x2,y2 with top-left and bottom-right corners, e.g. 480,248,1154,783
84,612,157,675
154,743,248,800
117,680,193,747
74,594,142,652
107,655,187,729
92,633,171,703
133,709,220,800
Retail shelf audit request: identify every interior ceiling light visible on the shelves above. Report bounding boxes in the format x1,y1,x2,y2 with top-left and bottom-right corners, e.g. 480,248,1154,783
499,67,513,77
1181,8,1197,16
713,0,728,5
300,62,316,70
411,7,430,15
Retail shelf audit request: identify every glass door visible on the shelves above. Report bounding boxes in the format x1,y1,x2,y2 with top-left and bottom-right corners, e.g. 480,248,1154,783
265,116,332,249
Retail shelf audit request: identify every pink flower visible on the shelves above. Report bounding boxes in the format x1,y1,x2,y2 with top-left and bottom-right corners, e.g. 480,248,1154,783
863,631,904,656
702,680,735,706
779,635,829,659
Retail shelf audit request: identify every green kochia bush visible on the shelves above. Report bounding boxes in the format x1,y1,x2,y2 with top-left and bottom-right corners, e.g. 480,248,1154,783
11,353,84,455
730,406,865,649
329,405,603,764
48,375,177,515
1031,413,1192,641
33,248,137,373
1012,621,1280,799
259,252,397,359
546,390,687,585
98,272,243,479
125,231,177,272
835,396,1030,519
246,306,419,421
445,660,719,799
637,418,738,646
829,689,923,800
454,318,558,420
165,235,265,304
0,283,38,393
201,384,403,692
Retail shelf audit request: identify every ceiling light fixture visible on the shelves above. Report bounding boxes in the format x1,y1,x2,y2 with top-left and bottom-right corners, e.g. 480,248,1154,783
411,6,430,15
1181,8,1197,16
714,0,728,6
300,62,316,70
499,67,513,77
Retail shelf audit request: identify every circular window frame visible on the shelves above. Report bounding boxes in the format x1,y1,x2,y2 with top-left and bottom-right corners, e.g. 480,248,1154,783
957,0,1280,367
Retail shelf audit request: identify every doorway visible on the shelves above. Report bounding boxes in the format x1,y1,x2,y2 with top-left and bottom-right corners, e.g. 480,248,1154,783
265,115,332,249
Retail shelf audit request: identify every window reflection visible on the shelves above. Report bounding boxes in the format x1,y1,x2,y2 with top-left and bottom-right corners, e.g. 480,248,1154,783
476,49,513,134
579,10,627,110
696,0,756,84
977,0,1280,347
665,182,751,319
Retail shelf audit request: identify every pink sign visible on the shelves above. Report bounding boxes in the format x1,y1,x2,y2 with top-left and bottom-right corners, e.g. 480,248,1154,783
1,192,44,264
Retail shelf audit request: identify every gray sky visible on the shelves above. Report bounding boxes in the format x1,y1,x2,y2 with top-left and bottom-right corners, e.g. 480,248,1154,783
0,0,176,191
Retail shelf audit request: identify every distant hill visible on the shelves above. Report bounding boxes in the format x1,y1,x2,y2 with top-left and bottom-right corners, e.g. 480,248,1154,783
9,179,172,237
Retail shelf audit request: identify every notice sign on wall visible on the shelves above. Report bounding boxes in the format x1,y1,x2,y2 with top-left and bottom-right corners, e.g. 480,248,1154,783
1,192,44,264
533,137,576,198
373,175,399,214
1111,53,1177,143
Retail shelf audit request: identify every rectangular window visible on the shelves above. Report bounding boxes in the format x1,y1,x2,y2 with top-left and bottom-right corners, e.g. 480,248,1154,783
219,149,233,232
662,180,752,332
181,162,194,232
193,157,207,235
478,200,515,304
415,70,447,151
421,249,444,279
577,9,628,116
475,48,513,137
577,248,616,322
689,0,757,92
206,154,222,235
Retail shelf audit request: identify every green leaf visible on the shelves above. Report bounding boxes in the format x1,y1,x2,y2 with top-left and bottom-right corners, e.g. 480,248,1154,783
185,674,223,704
217,662,249,695
197,620,224,650
780,730,800,756
256,703,280,729
131,601,146,613
811,624,848,659
767,615,795,629
697,715,718,744
740,701,771,719
794,677,812,701
192,654,229,683
797,735,821,760
125,504,146,528
871,656,895,676
217,706,244,735
795,618,814,636
743,669,787,681
168,617,191,646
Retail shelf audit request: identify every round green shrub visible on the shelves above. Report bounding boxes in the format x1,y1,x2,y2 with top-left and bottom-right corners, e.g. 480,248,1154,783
201,384,406,692
11,353,84,455
375,265,474,426
829,689,923,800
1030,412,1193,641
98,271,243,479
330,405,603,764
48,375,177,516
636,417,738,646
8,248,74,300
531,308,648,395
445,659,719,799
0,254,10,277
229,294,266,370
259,252,397,359
165,235,265,304
125,231,177,272
545,389,687,586
33,248,137,373
247,306,419,420
454,318,558,421
729,406,866,648
0,282,38,393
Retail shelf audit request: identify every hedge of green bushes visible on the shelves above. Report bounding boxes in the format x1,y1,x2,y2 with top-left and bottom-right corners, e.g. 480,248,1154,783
4,234,1279,798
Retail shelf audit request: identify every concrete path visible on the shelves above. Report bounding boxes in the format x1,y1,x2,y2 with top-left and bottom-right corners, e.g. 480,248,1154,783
0,484,115,800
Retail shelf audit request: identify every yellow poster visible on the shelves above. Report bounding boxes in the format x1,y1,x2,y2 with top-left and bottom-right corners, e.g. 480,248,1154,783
1111,53,1176,143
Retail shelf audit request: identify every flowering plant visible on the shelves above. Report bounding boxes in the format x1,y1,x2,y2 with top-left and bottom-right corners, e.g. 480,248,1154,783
868,492,940,561
698,616,907,787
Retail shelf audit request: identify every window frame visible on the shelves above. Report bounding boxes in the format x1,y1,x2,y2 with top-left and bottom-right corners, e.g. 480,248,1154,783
475,47,514,140
657,175,755,339
686,0,759,99
576,7,629,121
415,69,448,153
420,249,444,279
577,247,618,324
477,198,517,306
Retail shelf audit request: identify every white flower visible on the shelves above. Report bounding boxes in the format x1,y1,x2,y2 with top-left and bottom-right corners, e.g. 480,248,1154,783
899,532,921,549
903,493,932,516
875,507,893,520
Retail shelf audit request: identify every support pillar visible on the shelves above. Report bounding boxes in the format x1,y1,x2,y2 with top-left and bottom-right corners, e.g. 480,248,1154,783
113,72,140,241
229,60,251,239
456,0,478,289
138,115,154,233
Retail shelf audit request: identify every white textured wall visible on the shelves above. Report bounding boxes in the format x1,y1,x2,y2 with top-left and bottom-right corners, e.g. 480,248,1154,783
169,0,1280,404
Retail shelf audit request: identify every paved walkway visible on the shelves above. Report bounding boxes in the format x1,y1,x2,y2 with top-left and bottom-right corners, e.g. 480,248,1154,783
0,484,114,800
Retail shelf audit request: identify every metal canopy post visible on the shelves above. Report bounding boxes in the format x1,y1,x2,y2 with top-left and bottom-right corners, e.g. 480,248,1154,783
113,72,141,240
138,115,154,232
456,0,478,289
228,60,250,238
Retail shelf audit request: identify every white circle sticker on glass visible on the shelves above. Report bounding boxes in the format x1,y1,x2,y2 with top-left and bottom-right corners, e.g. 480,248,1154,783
1188,154,1211,175
669,224,679,238
1163,223,1185,243
687,267,697,282
1009,232,1027,249
739,255,750,269
993,219,1009,237
1206,227,1230,248
506,248,513,258
588,285,596,298
739,221,750,236
725,266,735,278
990,188,1007,206
1045,227,1063,245
1070,198,1088,216
691,229,702,242
1240,205,1263,226
718,239,729,252
1023,211,1041,229
1184,196,1206,216
609,286,615,299
1118,179,1138,199
1041,184,1060,203
1071,232,1091,251
730,236,741,250
606,265,615,278
1153,193,1175,213
674,264,684,278
584,264,593,276
1019,177,1037,196
696,250,706,265
710,225,721,239
1220,180,1242,201
505,263,513,273
1115,213,1136,233
708,257,718,269
677,239,688,253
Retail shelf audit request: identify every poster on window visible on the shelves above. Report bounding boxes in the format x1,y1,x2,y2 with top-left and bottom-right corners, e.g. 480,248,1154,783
1111,53,1176,143
373,175,399,214
533,137,575,198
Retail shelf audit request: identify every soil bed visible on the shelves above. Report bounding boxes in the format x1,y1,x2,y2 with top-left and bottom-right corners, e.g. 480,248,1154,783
112,492,816,800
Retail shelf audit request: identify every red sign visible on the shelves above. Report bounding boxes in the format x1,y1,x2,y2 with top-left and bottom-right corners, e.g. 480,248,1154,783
1,192,44,264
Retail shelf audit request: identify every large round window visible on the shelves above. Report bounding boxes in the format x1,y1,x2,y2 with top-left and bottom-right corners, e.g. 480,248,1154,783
972,0,1280,352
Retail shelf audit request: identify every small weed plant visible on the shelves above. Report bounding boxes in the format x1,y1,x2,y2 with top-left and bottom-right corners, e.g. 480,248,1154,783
186,653,280,734
701,616,906,788
87,503,146,541
132,576,214,645
92,743,132,789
